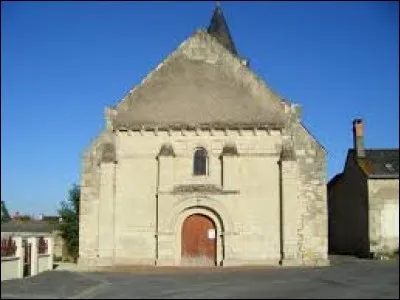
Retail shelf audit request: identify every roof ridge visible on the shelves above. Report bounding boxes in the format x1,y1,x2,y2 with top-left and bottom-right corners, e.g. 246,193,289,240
365,148,399,151
349,148,399,151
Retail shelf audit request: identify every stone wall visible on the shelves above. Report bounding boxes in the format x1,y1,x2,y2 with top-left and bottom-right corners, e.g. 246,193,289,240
52,230,66,259
1,257,20,281
117,128,283,266
292,120,329,266
368,179,399,255
38,254,51,273
79,124,329,267
79,130,114,266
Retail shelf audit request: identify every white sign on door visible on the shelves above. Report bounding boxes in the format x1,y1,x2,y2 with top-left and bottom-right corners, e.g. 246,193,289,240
208,229,216,239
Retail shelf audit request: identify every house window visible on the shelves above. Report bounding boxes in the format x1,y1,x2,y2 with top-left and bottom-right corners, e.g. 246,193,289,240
194,148,208,176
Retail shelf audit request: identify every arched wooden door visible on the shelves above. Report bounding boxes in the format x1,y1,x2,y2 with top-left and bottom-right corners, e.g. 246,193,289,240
181,214,216,266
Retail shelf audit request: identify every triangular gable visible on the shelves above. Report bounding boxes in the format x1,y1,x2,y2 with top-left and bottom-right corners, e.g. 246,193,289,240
113,30,287,130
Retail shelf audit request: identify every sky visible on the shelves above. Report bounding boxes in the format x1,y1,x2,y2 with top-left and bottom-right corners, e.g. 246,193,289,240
1,1,399,216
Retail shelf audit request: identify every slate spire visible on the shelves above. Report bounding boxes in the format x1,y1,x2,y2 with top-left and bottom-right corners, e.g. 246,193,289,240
207,3,238,56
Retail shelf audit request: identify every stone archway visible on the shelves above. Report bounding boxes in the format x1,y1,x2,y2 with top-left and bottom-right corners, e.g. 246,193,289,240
168,199,230,266
181,214,216,266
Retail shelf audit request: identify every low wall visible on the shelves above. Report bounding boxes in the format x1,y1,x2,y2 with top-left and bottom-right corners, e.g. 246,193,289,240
38,254,51,273
1,235,53,281
1,256,20,281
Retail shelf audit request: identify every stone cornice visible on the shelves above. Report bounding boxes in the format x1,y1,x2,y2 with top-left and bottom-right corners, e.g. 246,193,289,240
159,184,240,195
115,126,282,137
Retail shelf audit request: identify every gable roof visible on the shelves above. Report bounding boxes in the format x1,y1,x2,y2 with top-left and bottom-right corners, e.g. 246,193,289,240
1,220,58,233
350,149,399,179
113,30,286,130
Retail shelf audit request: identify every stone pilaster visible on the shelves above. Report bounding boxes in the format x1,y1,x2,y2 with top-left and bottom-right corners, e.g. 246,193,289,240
28,237,38,276
13,236,24,278
221,145,239,191
45,236,54,270
157,144,175,192
98,161,116,265
158,157,174,192
280,159,301,266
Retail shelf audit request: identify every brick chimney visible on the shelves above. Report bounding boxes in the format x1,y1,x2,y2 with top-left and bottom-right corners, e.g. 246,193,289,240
353,119,366,158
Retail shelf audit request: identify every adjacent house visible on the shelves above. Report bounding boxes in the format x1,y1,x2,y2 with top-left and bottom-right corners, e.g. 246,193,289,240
328,119,399,257
79,4,329,267
1,222,54,280
1,219,67,261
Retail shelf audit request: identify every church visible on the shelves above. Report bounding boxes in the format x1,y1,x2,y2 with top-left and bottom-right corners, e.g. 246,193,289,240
79,4,329,267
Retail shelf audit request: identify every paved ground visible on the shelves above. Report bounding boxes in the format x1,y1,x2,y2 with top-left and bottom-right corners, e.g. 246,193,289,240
1,257,398,299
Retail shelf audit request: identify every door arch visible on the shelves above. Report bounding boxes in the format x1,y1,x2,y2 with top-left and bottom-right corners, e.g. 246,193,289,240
181,214,216,266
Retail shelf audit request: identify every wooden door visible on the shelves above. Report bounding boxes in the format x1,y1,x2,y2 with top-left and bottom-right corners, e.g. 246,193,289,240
181,214,216,266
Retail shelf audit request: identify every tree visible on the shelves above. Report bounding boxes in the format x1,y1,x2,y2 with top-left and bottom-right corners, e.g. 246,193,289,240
1,201,11,223
58,184,80,262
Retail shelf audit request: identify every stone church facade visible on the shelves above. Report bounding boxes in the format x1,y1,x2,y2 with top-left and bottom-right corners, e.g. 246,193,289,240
79,5,329,267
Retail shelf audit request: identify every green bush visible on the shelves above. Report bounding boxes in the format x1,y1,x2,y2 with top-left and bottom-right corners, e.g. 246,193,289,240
58,184,80,262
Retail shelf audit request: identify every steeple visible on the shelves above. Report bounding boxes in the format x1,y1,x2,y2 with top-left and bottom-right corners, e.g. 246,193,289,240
207,2,238,56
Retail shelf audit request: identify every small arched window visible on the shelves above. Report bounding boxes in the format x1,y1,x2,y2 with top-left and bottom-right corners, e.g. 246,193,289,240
193,148,208,176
